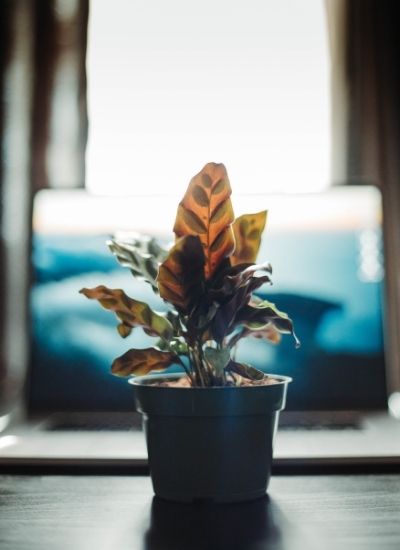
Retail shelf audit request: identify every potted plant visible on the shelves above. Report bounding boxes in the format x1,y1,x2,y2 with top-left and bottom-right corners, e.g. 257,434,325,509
81,162,299,502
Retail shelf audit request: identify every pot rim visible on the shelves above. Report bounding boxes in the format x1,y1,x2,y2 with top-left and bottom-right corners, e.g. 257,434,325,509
129,372,292,388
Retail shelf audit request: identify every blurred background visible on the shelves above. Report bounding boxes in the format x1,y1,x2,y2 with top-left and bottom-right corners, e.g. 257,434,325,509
1,0,400,414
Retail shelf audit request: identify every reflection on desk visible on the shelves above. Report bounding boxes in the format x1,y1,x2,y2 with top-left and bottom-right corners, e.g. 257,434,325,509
0,475,399,550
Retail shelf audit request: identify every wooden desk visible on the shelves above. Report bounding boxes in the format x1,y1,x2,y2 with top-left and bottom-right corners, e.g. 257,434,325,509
0,474,399,550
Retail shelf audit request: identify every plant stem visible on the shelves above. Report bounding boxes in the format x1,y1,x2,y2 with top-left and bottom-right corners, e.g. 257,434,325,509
191,339,214,387
189,345,203,386
196,340,212,386
227,328,248,349
173,353,194,384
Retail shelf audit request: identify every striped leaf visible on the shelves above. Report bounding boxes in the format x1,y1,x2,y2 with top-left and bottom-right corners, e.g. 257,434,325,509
111,348,176,377
227,360,266,381
79,286,173,340
157,235,205,313
173,163,235,279
108,235,167,292
237,299,300,348
231,211,267,266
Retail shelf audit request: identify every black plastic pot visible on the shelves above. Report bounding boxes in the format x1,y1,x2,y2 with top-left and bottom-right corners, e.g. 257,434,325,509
131,373,291,503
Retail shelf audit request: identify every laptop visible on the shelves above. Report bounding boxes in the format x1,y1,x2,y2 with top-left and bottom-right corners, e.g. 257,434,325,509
1,186,400,469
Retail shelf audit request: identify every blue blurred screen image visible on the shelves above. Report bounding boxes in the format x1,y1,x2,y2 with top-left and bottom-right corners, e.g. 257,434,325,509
29,188,387,411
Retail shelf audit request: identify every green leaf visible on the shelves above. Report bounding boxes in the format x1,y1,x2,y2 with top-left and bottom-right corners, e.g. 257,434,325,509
173,163,235,279
169,338,189,355
108,235,168,292
227,360,266,381
157,235,206,313
204,347,231,376
79,286,173,340
231,211,267,265
237,300,300,347
111,347,177,377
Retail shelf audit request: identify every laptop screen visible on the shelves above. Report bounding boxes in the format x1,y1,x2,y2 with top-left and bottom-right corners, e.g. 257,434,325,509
28,186,387,412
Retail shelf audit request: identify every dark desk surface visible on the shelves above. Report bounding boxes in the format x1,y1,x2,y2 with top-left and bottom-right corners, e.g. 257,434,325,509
0,474,399,550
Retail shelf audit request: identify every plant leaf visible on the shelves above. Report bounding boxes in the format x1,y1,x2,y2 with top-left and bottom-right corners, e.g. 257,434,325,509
108,235,168,292
173,163,235,279
204,347,231,376
111,347,177,377
157,235,205,314
227,360,266,381
210,261,272,302
247,323,282,344
231,211,267,265
211,285,252,343
209,263,273,343
237,300,300,347
227,324,281,348
79,286,173,340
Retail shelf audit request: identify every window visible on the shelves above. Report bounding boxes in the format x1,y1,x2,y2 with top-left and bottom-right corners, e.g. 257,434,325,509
86,0,330,196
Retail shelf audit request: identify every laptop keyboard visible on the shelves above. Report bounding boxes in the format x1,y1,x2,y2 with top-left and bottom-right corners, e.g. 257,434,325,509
278,411,363,431
42,412,362,432
279,422,361,431
43,413,142,432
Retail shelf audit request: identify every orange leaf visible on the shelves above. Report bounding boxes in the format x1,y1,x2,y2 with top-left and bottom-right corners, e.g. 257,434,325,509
173,163,235,279
157,235,205,313
111,348,176,377
231,211,267,266
79,286,173,340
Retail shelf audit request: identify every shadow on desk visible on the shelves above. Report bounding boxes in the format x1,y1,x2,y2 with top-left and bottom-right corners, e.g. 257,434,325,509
144,495,298,550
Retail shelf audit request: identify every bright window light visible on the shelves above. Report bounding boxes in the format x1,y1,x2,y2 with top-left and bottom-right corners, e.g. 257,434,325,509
86,0,330,196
